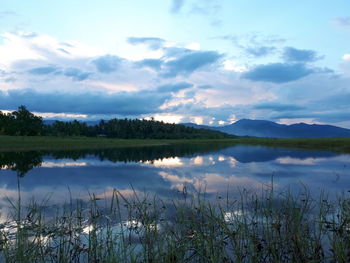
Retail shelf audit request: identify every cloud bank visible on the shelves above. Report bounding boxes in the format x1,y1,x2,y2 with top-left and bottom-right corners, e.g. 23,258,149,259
0,31,349,128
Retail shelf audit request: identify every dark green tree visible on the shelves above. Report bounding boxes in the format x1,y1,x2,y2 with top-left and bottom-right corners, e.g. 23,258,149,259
11,105,43,136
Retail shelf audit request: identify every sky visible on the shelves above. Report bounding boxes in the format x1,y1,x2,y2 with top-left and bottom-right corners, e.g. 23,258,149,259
0,0,350,127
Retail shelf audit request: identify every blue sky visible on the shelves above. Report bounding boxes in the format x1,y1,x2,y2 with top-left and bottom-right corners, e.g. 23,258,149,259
0,0,350,127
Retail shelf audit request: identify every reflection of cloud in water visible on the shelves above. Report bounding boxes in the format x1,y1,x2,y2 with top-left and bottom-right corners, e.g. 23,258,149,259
0,145,349,215
276,157,327,165
191,156,203,165
224,211,243,222
94,188,143,199
0,187,21,216
227,157,238,167
156,170,268,195
191,156,217,166
194,173,266,194
208,157,216,165
145,157,183,167
158,171,194,191
41,161,87,168
218,156,225,162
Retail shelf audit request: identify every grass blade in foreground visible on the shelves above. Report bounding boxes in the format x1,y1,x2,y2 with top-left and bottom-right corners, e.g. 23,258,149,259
0,186,349,262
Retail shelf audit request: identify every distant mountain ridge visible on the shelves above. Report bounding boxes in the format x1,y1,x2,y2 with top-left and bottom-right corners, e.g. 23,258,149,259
182,119,350,138
44,120,100,126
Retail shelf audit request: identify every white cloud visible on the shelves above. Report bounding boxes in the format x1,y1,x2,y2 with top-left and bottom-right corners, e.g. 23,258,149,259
0,32,44,67
343,54,350,61
0,31,349,127
185,42,201,50
191,116,204,124
223,60,247,72
148,113,183,123
38,112,88,119
0,32,103,69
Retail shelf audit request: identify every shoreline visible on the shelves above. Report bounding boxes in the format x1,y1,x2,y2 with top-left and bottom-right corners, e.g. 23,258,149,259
0,136,350,154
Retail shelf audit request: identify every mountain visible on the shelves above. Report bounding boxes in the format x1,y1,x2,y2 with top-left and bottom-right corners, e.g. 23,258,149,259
44,120,100,126
182,119,350,138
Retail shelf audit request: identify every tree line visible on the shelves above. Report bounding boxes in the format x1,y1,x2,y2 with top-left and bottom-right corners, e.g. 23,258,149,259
0,106,233,139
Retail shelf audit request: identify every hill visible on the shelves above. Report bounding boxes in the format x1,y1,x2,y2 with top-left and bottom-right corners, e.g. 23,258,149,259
183,119,350,138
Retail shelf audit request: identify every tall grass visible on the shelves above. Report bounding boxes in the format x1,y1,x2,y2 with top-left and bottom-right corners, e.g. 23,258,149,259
2,136,350,154
0,186,349,262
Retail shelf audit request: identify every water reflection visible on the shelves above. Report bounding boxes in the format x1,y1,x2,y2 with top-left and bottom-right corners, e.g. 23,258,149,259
0,151,42,176
0,144,349,213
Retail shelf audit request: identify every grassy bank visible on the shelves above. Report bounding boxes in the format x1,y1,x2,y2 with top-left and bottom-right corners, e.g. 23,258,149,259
1,136,350,154
0,136,239,152
0,188,349,262
0,136,171,152
237,137,350,154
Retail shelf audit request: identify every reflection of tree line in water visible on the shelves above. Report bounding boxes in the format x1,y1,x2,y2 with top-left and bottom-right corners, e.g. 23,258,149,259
0,143,233,176
0,151,42,177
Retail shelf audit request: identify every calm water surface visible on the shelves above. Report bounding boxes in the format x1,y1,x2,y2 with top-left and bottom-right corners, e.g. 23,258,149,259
0,144,349,210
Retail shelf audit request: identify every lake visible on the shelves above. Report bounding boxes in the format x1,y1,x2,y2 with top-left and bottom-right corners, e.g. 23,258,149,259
1,143,350,262
1,143,349,212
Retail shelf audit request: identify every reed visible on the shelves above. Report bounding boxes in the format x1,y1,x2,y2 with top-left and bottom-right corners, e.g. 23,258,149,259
0,186,349,262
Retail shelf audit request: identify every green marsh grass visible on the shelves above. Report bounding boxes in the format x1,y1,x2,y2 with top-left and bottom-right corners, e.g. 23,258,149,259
2,136,350,155
0,186,349,262
236,137,350,154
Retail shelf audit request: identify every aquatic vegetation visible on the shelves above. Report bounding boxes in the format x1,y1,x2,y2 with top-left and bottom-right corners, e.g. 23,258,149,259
0,187,349,262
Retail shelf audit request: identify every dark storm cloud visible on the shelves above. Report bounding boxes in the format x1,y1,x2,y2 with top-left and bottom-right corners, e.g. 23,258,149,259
282,47,322,62
162,50,223,78
92,55,122,73
156,82,193,93
0,89,170,115
242,63,314,83
136,59,163,70
127,37,165,50
254,102,305,111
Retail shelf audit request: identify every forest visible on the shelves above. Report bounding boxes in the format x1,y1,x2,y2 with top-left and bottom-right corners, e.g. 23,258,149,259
0,106,233,139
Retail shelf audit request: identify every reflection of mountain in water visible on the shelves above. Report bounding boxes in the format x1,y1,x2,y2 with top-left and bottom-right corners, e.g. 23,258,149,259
218,145,336,163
